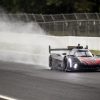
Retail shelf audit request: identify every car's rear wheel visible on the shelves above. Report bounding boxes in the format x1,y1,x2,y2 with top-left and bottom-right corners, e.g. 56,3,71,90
63,56,67,71
49,55,53,70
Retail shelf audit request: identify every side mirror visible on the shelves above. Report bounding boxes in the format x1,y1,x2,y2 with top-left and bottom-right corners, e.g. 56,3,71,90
57,54,61,56
92,54,94,57
62,53,66,55
70,55,75,57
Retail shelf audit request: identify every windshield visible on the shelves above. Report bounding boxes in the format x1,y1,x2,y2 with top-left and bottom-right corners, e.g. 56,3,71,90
75,50,93,57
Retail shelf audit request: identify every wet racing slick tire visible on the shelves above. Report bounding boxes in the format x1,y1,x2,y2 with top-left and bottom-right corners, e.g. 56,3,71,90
49,55,53,70
63,56,67,71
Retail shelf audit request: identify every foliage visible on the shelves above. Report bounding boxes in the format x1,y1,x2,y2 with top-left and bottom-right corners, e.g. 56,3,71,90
91,50,100,55
0,0,100,13
74,0,95,12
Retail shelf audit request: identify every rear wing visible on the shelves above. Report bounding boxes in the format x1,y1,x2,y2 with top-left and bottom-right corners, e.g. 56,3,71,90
49,45,70,54
49,45,84,54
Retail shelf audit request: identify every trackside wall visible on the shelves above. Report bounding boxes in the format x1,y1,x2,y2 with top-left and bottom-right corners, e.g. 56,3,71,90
49,36,100,50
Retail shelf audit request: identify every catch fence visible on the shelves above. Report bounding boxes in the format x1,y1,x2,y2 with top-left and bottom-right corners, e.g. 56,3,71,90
0,13,100,36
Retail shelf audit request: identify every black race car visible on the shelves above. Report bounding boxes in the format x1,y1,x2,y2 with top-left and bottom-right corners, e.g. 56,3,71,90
49,45,100,71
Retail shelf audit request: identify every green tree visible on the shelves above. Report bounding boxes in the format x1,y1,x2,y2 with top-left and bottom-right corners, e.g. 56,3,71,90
45,0,75,13
0,0,20,13
0,0,100,13
74,0,95,12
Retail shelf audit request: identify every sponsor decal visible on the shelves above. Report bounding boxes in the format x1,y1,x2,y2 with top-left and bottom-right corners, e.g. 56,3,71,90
95,59,100,64
78,57,96,65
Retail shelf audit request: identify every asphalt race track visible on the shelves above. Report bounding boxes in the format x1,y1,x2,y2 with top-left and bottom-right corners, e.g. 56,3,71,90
0,61,100,100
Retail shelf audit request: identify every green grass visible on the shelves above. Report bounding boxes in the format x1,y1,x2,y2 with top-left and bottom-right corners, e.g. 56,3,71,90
90,50,100,55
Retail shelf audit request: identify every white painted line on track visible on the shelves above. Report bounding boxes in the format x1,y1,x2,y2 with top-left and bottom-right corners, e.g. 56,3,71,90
0,94,17,100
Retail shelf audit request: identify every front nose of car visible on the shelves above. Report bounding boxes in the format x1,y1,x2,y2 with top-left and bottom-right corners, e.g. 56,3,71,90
78,57,96,65
95,59,100,64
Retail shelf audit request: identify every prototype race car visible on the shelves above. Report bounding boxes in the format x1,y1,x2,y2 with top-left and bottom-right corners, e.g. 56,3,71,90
49,45,100,71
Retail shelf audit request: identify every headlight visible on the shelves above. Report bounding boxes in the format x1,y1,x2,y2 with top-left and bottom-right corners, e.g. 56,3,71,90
73,63,78,69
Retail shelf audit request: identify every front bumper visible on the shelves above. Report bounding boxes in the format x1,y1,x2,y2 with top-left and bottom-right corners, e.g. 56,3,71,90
77,63,100,70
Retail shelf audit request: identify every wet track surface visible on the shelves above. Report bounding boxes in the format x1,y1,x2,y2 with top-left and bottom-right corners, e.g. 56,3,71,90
0,61,100,100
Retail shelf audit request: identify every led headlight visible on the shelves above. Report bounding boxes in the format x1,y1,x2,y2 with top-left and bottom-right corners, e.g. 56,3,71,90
74,63,78,69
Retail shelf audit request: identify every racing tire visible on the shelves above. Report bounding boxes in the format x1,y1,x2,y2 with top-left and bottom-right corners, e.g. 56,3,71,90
63,56,67,71
49,55,53,70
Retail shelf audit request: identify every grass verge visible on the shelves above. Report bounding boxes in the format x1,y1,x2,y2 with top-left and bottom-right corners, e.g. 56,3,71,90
90,50,100,55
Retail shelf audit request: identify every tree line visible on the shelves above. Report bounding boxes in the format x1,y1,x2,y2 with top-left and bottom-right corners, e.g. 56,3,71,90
0,0,100,14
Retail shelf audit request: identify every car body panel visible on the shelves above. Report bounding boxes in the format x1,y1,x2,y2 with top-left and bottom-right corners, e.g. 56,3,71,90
49,45,100,71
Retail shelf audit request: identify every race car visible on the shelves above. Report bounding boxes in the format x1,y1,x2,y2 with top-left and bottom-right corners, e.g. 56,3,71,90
49,45,100,71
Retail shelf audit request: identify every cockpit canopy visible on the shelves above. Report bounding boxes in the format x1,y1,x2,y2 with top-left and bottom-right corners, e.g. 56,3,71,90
70,49,93,57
